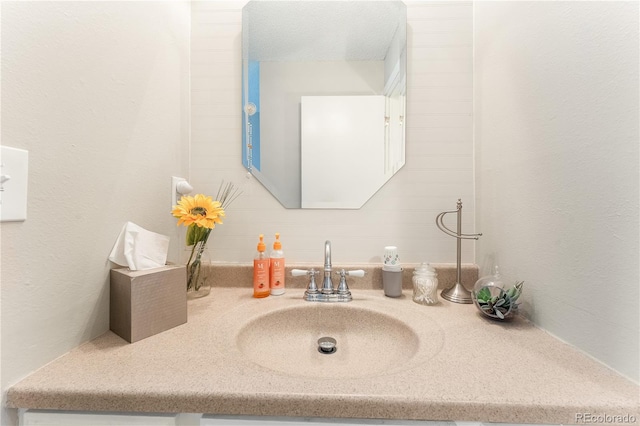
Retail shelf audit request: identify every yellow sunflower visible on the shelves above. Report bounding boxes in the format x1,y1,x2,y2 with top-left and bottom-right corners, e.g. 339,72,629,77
172,194,225,229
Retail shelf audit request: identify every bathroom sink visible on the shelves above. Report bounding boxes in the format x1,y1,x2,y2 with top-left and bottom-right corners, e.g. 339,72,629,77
217,298,445,379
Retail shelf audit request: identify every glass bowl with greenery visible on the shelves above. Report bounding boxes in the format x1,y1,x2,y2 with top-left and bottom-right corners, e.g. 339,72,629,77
472,275,524,321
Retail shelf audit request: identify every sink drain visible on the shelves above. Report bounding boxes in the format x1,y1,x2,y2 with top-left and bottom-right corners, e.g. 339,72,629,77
317,337,337,354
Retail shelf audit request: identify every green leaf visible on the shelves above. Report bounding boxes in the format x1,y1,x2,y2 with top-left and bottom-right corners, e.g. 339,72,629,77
186,224,197,246
186,224,208,246
477,286,491,302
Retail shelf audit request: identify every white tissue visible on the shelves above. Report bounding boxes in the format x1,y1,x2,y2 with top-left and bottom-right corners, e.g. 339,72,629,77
108,222,170,270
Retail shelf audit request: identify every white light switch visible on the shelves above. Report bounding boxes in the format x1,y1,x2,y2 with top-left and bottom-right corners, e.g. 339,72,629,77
1,146,29,222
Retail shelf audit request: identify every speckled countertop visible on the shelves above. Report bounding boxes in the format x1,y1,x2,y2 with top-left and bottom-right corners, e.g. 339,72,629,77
6,267,639,425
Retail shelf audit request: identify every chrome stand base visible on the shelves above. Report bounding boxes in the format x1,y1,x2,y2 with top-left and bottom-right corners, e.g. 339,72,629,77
436,199,481,305
441,282,472,304
304,291,352,302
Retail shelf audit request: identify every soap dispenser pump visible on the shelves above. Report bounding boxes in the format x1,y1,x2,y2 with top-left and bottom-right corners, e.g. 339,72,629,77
253,235,270,298
270,233,285,295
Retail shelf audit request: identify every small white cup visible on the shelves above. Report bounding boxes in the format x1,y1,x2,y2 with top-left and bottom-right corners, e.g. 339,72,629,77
383,246,401,269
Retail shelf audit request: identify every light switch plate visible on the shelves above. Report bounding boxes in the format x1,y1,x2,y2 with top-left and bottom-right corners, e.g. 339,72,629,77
1,146,29,222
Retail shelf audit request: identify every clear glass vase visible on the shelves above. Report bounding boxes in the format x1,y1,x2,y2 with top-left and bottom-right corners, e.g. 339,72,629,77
186,241,211,299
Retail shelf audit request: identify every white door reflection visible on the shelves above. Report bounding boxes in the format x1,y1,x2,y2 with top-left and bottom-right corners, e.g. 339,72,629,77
301,96,386,209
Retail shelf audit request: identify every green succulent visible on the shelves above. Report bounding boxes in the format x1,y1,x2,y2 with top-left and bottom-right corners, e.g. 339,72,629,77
474,281,524,320
506,280,524,303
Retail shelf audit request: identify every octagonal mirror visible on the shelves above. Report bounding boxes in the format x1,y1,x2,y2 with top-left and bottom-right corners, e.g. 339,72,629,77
242,0,406,208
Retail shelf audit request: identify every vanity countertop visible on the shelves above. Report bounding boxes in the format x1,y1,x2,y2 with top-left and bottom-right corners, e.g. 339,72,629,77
6,287,639,425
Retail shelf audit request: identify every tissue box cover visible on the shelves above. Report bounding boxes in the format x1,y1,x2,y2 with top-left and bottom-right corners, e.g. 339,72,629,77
110,265,187,343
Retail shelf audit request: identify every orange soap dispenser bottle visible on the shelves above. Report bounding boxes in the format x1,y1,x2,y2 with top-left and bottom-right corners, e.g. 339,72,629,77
253,234,270,298
270,233,285,295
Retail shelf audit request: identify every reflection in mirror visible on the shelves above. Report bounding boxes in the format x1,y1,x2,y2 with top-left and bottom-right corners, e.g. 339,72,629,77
242,0,406,209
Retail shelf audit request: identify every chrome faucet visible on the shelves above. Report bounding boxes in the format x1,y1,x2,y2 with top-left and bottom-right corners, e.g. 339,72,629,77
292,240,364,302
322,240,334,295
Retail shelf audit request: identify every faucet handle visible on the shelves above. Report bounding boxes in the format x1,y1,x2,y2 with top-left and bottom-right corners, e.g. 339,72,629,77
345,269,365,278
292,268,319,294
291,269,314,277
335,269,365,295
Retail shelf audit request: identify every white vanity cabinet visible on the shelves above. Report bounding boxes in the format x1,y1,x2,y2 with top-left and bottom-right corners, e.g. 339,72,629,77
20,410,556,426
201,416,551,426
20,410,187,426
201,417,465,426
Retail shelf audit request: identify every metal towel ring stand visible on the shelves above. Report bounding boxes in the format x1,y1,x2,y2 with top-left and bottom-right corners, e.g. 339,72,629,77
436,199,482,304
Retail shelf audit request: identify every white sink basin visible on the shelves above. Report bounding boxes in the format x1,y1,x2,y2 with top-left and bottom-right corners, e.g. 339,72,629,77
214,295,445,379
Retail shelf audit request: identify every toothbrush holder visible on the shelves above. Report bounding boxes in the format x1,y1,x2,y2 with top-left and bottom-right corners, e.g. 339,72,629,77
382,268,403,297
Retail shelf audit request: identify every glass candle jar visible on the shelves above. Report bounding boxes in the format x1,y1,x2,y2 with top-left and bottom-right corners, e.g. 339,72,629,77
412,263,438,305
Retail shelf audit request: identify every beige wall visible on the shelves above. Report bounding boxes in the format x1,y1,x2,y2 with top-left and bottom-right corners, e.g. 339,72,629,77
3,1,636,424
0,2,191,424
474,1,639,382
